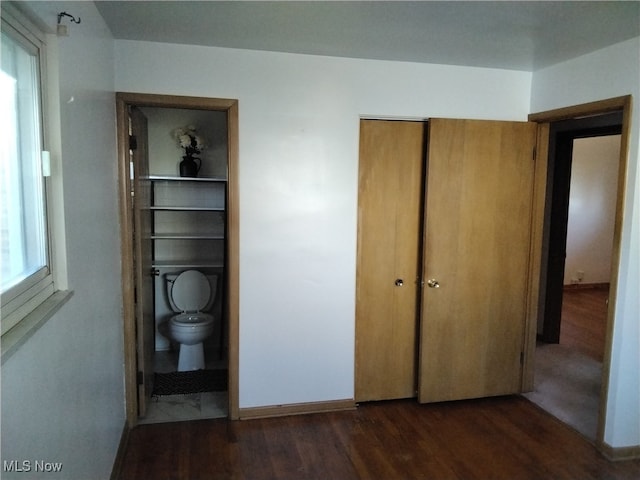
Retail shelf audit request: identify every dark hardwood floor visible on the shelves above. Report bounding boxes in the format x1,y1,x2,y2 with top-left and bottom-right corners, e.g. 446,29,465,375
118,396,640,480
118,286,633,479
560,286,609,361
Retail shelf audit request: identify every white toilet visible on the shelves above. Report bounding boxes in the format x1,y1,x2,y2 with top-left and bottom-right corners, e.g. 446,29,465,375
166,270,217,371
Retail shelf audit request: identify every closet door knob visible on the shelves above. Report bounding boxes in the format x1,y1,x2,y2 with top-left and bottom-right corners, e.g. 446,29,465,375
395,279,404,287
427,279,440,288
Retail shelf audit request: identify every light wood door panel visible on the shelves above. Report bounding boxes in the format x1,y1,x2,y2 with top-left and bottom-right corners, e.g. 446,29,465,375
131,106,154,416
355,120,425,402
418,119,537,403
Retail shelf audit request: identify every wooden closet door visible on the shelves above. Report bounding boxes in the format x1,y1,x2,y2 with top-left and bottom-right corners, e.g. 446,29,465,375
418,119,537,403
355,120,425,402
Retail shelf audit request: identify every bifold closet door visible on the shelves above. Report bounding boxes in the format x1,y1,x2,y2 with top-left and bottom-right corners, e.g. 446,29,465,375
418,119,537,403
355,120,425,402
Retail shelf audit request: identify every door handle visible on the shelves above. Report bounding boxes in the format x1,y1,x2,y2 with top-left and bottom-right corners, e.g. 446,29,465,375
395,279,404,287
427,279,440,289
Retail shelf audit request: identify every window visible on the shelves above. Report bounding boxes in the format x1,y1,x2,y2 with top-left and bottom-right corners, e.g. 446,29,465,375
1,4,67,347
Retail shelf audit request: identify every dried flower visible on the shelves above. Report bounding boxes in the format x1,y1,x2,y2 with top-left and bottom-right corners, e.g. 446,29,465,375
173,126,206,157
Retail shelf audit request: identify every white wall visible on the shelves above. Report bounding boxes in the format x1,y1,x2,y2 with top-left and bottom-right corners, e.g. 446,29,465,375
1,3,124,479
114,40,532,409
564,135,620,285
531,37,640,449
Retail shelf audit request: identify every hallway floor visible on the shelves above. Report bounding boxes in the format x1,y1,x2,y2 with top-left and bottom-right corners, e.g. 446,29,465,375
524,341,601,439
524,286,608,441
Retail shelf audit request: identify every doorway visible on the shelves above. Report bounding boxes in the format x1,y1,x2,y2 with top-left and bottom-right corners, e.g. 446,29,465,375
527,96,631,448
526,119,621,441
541,112,622,344
116,93,240,425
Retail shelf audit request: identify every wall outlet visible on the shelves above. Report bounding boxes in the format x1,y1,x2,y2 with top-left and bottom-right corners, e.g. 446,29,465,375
576,270,585,282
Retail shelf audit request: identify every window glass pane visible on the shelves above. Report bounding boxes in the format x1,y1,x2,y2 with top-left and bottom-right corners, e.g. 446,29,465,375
0,30,47,293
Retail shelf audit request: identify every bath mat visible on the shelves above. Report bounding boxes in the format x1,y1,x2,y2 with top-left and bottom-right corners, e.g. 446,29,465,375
152,369,227,397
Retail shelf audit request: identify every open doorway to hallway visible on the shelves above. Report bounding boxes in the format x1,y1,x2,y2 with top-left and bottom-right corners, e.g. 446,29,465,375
525,117,622,441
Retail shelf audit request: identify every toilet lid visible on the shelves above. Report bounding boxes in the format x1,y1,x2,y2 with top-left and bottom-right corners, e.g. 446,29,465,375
171,270,211,312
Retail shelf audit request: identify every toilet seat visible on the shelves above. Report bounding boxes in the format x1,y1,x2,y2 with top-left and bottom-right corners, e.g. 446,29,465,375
171,270,211,313
170,312,214,328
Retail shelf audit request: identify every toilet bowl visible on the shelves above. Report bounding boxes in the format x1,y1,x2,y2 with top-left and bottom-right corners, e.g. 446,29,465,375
166,270,217,371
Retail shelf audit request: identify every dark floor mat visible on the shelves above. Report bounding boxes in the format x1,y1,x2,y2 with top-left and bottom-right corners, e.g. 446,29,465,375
152,369,227,396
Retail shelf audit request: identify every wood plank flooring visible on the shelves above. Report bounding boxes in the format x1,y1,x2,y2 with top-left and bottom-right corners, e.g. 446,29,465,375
560,286,609,361
117,396,640,480
118,287,629,479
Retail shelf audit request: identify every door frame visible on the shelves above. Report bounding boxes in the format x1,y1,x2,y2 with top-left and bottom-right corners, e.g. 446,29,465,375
525,95,632,448
116,92,240,424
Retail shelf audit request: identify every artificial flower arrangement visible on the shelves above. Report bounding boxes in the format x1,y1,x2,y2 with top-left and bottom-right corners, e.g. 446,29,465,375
173,125,207,176
173,125,206,158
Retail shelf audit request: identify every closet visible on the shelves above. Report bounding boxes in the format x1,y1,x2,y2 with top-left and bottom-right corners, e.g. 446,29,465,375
355,118,537,404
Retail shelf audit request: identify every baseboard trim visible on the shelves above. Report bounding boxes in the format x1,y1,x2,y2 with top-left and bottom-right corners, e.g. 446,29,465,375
110,421,131,480
598,441,640,461
239,399,356,420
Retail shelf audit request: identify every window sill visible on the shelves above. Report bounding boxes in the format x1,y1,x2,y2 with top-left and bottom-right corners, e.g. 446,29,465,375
1,290,73,365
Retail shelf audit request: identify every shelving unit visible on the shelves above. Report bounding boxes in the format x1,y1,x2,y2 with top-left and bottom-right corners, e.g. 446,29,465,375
150,175,227,350
150,175,227,269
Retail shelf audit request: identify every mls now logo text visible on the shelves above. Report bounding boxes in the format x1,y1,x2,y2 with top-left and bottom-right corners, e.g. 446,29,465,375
3,460,63,473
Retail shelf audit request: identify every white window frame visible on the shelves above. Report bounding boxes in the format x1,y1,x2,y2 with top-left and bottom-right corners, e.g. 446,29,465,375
1,3,70,361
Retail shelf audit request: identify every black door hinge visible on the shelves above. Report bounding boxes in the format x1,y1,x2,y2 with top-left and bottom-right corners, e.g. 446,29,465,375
137,371,144,385
129,135,138,151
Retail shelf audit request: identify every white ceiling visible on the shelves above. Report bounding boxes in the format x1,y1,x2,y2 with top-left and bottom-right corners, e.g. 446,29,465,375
95,1,640,71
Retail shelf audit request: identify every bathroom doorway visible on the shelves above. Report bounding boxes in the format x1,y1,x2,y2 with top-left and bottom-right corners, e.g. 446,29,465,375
116,93,240,425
